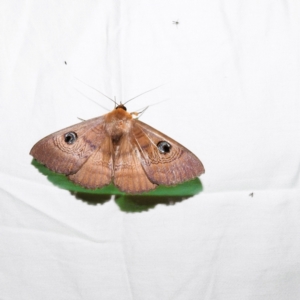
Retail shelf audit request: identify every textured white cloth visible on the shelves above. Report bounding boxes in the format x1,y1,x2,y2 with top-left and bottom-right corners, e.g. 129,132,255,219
1,1,300,299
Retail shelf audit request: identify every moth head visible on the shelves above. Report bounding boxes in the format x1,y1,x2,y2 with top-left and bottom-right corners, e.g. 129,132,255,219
64,132,77,144
157,141,172,154
115,104,127,111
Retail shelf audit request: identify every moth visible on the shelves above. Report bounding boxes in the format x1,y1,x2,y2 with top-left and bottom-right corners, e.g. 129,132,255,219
30,104,205,193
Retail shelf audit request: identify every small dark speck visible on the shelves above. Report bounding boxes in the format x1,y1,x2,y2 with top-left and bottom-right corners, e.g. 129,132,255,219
173,20,179,26
64,61,67,65
249,193,254,197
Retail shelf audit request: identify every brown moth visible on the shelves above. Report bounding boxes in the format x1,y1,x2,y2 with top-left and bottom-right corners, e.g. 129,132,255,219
30,104,204,193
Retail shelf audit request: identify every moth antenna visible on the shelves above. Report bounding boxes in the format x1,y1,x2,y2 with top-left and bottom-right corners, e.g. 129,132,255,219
137,106,149,119
73,87,110,112
77,117,86,122
123,83,166,106
74,77,115,104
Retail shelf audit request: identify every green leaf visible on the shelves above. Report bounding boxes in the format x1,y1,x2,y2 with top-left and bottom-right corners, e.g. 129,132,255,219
31,159,203,211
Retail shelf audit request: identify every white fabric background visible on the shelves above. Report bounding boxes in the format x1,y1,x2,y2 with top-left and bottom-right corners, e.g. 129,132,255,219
1,1,300,299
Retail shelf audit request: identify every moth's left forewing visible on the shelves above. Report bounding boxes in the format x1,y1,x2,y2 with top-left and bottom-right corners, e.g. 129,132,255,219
30,116,108,174
132,120,205,186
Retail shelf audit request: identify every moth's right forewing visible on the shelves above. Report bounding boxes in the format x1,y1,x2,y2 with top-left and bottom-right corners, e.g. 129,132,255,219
132,120,205,186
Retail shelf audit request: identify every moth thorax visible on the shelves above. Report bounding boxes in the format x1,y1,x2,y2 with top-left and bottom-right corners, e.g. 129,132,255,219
106,108,132,133
110,122,130,144
106,119,132,144
115,119,131,134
